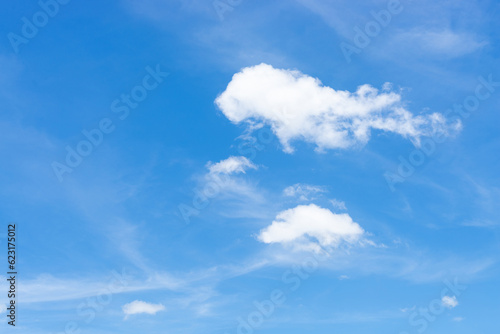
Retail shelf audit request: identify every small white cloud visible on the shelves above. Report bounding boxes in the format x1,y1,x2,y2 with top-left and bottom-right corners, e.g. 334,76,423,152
401,306,416,313
330,199,347,211
202,156,261,200
123,300,165,319
283,183,326,200
442,295,459,308
207,156,257,175
453,316,465,322
338,275,349,280
183,156,265,217
257,204,365,251
216,64,459,153
0,304,6,314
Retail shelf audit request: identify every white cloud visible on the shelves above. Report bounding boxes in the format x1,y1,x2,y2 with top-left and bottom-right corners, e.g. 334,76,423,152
202,155,262,204
401,306,416,313
257,204,365,251
442,295,459,308
215,64,460,153
207,156,257,175
294,0,353,38
123,300,165,319
394,29,487,58
179,156,266,221
283,183,326,200
330,199,347,211
453,316,465,322
11,271,182,304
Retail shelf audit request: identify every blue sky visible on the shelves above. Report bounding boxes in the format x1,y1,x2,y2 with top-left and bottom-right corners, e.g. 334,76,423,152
0,0,499,333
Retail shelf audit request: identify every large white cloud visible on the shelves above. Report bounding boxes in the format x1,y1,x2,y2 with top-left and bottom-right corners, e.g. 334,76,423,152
123,300,165,319
216,63,460,153
257,204,364,251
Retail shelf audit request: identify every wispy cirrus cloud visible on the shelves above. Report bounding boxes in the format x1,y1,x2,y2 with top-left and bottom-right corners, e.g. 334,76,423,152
330,199,347,211
392,29,487,58
207,156,257,175
283,183,326,201
201,155,265,212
